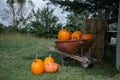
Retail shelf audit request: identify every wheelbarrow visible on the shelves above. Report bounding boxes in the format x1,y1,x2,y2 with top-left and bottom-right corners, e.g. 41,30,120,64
45,39,97,68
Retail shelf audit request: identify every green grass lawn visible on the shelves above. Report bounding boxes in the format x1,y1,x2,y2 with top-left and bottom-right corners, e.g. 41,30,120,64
0,33,118,80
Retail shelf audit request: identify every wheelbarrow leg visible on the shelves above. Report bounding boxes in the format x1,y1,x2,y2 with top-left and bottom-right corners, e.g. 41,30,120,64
60,55,71,66
60,55,65,66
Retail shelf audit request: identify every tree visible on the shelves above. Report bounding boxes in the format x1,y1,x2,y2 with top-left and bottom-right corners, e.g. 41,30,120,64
65,10,90,32
50,0,119,23
116,1,120,72
30,7,61,38
4,0,34,31
0,24,4,33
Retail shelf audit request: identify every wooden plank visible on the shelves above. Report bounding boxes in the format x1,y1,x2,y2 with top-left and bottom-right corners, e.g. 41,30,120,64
116,1,120,72
44,45,91,64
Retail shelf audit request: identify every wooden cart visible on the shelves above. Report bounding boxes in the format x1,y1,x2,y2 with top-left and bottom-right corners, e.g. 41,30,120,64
46,39,97,68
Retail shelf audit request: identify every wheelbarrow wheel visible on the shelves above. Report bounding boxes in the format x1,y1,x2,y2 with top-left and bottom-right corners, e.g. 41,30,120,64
80,53,94,68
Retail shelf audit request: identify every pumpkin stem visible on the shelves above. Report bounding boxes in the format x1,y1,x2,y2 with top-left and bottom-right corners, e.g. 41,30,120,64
34,54,39,62
35,54,39,59
49,53,52,58
49,54,51,58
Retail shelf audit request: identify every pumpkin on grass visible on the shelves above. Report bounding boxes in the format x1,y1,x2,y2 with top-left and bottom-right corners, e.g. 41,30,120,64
71,31,82,40
58,29,71,40
81,34,93,40
44,54,55,65
31,59,44,74
44,63,59,73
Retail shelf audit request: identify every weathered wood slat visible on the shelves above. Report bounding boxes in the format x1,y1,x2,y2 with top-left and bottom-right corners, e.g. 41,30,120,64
45,45,90,64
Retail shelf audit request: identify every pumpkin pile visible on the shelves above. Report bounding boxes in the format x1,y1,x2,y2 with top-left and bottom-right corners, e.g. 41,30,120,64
58,29,93,40
31,54,59,75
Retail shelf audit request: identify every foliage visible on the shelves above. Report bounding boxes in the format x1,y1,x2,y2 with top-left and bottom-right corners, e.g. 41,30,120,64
50,0,119,23
65,10,90,31
30,7,62,38
0,24,4,33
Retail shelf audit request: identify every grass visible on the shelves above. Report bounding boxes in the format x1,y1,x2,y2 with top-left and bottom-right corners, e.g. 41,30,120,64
0,33,118,80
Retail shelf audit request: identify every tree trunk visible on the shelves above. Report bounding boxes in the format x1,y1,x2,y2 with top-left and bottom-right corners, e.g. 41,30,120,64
116,1,120,72
82,18,106,61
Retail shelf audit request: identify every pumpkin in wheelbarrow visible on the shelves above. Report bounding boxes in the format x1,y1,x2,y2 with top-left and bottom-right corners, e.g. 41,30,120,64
81,34,93,40
55,39,94,54
58,29,71,40
71,31,82,40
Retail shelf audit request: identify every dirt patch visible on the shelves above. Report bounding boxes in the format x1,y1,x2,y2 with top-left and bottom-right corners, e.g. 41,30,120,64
108,73,120,80
113,73,120,80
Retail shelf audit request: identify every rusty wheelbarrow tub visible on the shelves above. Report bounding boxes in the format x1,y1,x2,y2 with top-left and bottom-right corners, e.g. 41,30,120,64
55,39,95,54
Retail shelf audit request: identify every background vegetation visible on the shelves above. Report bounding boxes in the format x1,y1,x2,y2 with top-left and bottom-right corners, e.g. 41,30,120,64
0,0,118,38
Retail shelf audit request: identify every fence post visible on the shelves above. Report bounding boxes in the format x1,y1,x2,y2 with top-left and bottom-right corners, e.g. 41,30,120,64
116,1,120,72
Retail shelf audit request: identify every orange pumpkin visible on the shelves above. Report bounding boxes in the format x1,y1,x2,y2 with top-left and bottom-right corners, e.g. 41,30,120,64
71,31,82,40
58,29,71,40
31,59,44,74
44,63,59,73
44,55,55,65
81,34,93,40
68,30,72,35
